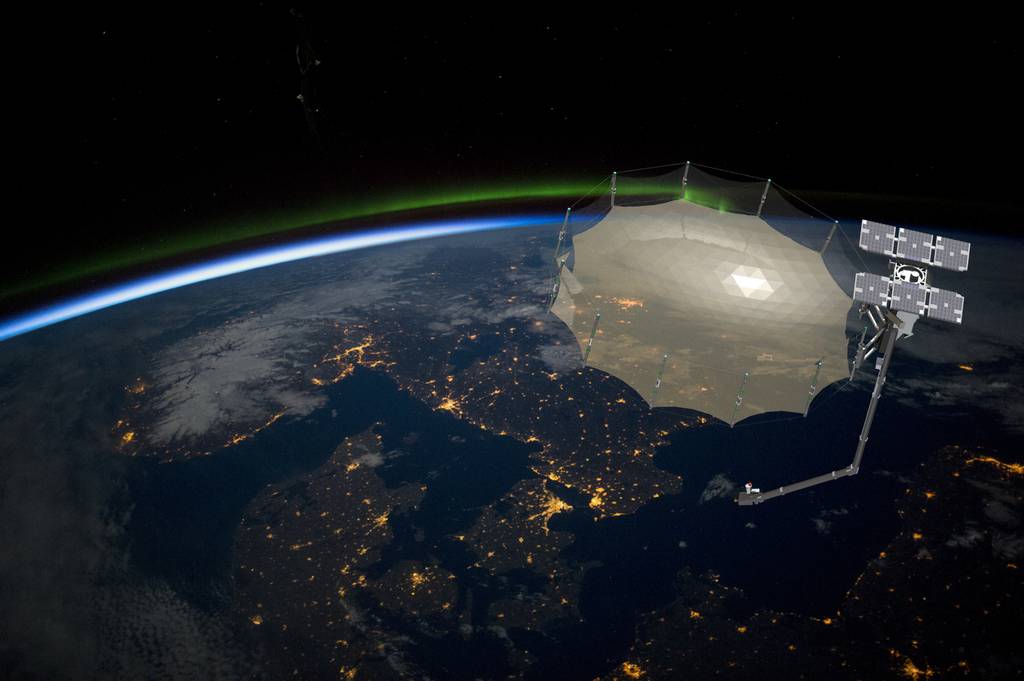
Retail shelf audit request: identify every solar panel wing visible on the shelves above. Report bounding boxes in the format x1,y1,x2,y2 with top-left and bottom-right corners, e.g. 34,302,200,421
896,228,936,266
925,287,965,324
890,281,928,315
853,272,891,307
859,220,897,256
933,236,971,272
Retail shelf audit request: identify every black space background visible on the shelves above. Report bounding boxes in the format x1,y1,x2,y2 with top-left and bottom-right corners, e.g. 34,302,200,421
8,6,1022,311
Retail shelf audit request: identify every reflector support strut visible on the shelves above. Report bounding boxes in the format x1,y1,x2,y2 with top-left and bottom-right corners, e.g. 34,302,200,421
583,312,601,365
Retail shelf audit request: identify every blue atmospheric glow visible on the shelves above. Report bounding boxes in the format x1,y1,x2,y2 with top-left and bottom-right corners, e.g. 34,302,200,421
0,215,556,342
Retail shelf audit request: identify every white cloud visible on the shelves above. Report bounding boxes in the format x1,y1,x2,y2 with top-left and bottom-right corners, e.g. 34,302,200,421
699,474,736,504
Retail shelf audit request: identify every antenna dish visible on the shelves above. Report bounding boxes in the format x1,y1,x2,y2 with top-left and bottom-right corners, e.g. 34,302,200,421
550,162,857,426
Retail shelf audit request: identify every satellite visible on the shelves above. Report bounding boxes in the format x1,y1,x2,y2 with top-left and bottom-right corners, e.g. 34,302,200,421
736,220,970,505
546,162,970,506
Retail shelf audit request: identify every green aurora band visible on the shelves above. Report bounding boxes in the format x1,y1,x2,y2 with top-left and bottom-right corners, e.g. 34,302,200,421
9,174,873,301
6,179,606,299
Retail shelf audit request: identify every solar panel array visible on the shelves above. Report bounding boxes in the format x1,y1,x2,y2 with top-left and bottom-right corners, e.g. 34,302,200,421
896,228,935,264
890,281,928,315
858,220,971,272
933,236,971,272
859,220,897,256
853,273,964,324
926,287,965,324
853,273,891,307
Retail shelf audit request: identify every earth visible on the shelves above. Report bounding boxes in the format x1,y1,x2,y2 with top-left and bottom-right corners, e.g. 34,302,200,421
0,220,1022,680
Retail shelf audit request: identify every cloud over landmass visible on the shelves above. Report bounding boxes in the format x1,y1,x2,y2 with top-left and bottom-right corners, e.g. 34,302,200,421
699,474,736,504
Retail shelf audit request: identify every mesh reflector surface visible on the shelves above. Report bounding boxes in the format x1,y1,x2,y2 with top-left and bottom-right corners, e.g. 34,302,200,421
552,173,854,424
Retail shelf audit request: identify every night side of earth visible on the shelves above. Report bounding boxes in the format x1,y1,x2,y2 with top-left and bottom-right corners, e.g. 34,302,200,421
0,218,1021,680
